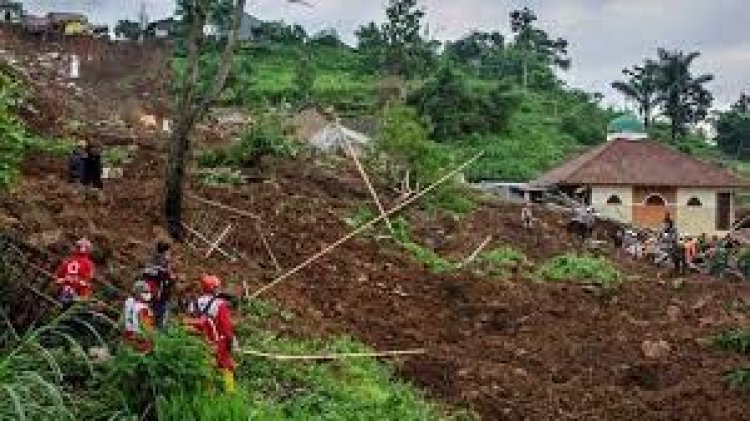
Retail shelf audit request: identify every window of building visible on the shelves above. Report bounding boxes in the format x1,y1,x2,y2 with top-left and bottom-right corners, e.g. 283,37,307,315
687,197,702,207
644,194,666,206
606,195,622,205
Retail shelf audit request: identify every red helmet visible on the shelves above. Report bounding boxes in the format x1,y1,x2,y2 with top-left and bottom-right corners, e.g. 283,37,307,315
76,238,92,254
201,275,221,292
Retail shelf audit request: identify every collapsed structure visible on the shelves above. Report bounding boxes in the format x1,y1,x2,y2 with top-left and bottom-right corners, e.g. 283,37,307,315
533,114,748,235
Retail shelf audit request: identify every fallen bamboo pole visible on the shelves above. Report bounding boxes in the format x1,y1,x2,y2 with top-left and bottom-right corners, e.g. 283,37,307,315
182,222,236,261
249,152,484,300
344,140,394,234
188,193,261,221
256,221,281,273
459,236,492,267
242,348,425,361
206,224,234,258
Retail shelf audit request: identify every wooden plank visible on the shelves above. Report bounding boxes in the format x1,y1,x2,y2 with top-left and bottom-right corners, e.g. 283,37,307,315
344,140,393,234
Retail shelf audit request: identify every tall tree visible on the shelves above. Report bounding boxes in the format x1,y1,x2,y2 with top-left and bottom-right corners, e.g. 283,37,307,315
165,0,247,239
356,0,437,78
509,7,570,90
611,60,659,130
716,94,750,159
114,20,142,41
445,31,504,75
654,49,714,141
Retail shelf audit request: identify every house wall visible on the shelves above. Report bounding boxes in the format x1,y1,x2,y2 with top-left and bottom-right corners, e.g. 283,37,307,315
632,186,676,228
675,188,719,235
591,186,633,223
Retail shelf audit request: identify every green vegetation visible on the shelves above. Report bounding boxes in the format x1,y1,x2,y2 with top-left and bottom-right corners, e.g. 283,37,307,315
0,70,71,189
538,253,620,286
479,246,529,278
198,112,299,170
102,146,133,167
713,328,750,388
199,167,244,187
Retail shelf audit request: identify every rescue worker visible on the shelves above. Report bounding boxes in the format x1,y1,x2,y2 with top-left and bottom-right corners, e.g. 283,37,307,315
187,275,237,393
684,236,698,269
67,140,86,184
570,204,588,241
55,238,96,305
521,201,533,229
143,241,176,329
123,281,155,353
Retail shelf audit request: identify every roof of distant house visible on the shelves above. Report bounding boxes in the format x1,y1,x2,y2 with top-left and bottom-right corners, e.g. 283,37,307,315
532,138,748,188
47,12,88,24
22,15,50,30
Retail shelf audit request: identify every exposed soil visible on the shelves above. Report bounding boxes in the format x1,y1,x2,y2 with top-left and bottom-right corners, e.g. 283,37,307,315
3,32,750,420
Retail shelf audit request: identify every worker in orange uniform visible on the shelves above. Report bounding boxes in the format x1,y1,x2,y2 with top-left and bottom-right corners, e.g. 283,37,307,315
187,275,237,392
55,238,96,305
123,281,155,353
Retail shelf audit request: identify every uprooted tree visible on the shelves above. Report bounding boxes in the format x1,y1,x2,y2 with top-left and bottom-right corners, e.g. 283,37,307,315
164,0,246,239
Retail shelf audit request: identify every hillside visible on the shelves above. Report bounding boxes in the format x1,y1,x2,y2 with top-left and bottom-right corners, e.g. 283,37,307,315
2,31,750,420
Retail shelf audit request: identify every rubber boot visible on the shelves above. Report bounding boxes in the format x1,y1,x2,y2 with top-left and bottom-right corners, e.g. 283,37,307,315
221,369,236,393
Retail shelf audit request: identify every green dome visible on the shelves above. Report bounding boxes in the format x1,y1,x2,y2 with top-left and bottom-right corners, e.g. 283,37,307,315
607,114,645,134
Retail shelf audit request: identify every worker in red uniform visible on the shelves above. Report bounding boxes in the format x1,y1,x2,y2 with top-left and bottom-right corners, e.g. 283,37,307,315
123,281,155,353
55,238,96,304
187,275,237,392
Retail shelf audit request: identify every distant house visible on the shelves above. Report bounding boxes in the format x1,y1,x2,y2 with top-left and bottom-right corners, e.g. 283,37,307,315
47,12,88,36
147,18,176,39
21,15,51,35
205,13,263,41
532,114,748,235
0,0,22,24
91,24,109,39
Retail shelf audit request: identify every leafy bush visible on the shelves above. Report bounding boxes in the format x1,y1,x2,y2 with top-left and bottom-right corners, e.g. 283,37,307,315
106,327,217,415
538,254,620,286
725,368,750,388
344,204,377,229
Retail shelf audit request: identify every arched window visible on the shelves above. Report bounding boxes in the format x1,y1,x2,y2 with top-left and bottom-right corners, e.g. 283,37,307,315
606,195,622,205
687,197,702,207
644,194,666,206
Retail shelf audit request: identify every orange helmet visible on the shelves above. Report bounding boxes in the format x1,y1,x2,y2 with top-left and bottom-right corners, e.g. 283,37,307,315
76,238,92,254
201,274,221,292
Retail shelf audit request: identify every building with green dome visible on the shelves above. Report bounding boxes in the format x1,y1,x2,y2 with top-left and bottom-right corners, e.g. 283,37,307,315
606,113,647,141
532,113,748,234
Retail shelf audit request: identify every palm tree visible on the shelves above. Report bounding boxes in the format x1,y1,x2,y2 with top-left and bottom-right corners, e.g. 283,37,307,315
654,49,714,142
611,60,659,130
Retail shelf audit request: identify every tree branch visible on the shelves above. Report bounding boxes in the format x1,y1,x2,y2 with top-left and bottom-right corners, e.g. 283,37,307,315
191,0,247,122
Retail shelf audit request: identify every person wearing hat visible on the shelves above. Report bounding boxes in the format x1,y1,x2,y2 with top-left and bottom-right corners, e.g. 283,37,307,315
55,238,96,304
123,280,155,353
187,275,237,392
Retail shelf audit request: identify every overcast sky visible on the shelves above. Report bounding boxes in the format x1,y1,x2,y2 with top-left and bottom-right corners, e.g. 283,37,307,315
22,0,750,109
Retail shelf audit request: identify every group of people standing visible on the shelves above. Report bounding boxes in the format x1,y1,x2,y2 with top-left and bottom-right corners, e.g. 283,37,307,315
54,239,238,392
613,213,740,276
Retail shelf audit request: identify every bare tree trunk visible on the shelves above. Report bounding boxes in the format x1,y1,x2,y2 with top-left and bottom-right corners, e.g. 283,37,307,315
163,0,247,240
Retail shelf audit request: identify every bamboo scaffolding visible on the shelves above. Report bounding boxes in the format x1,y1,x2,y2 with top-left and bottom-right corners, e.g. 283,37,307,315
188,193,261,221
206,224,234,258
182,222,236,261
256,222,281,273
249,152,484,300
459,236,492,267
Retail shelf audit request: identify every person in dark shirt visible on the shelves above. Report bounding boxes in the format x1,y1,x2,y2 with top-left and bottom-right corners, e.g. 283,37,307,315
68,141,86,184
143,241,176,328
83,142,103,189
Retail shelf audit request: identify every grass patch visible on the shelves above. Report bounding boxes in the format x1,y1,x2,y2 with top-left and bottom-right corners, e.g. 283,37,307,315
714,328,750,354
538,253,620,286
478,246,529,278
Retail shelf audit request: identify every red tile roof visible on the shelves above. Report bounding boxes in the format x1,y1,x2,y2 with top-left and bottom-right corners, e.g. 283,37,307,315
532,138,748,188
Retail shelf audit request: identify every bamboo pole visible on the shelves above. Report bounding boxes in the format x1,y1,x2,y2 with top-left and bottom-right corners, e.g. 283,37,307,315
344,140,393,234
206,224,234,258
188,193,261,220
242,348,425,361
256,222,281,273
459,236,492,267
182,222,236,261
249,152,483,300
